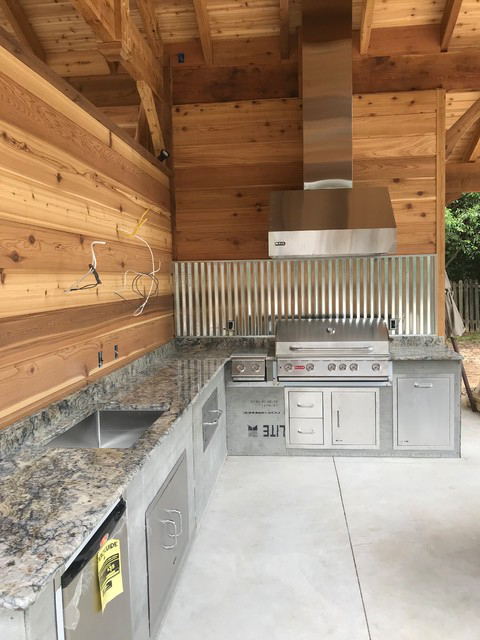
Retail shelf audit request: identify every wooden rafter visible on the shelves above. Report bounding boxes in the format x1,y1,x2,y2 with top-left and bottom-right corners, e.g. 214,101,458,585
136,0,163,60
360,0,375,55
463,120,480,162
192,0,213,66
353,49,480,93
137,80,165,156
0,0,45,61
72,0,163,98
446,98,480,160
440,0,464,52
279,0,290,60
70,0,120,42
447,163,480,193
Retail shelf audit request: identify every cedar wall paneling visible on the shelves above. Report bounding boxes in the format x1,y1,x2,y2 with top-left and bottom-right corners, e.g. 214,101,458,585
173,91,439,260
0,48,173,430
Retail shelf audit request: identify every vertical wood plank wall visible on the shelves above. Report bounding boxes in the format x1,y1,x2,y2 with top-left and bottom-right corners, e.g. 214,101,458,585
0,48,174,430
173,90,439,260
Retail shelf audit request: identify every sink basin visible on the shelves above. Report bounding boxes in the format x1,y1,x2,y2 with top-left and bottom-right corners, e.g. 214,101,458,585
46,410,164,449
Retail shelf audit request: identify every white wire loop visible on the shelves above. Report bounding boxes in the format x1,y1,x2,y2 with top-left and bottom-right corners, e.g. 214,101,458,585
64,241,106,293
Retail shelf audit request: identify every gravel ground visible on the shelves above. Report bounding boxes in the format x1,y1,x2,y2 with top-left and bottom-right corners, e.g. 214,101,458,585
453,331,480,407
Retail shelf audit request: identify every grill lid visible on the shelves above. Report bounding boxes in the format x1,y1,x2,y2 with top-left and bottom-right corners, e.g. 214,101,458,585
275,319,389,357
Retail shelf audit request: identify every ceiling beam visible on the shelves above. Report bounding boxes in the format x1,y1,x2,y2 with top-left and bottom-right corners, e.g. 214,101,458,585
446,163,480,193
70,0,120,42
98,20,163,98
360,0,375,55
192,0,213,66
440,0,464,52
463,120,480,162
136,0,163,60
72,0,163,98
446,98,480,160
0,0,45,61
353,49,480,93
136,80,165,157
279,0,290,60
446,192,463,205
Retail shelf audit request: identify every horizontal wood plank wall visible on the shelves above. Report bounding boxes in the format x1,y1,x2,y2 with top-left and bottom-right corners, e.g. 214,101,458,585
0,51,173,430
173,90,439,260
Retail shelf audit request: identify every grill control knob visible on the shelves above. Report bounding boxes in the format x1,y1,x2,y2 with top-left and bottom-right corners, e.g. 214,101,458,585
372,363,381,372
328,363,337,372
350,363,359,372
236,363,245,373
306,363,315,372
251,363,260,373
339,363,347,371
284,363,293,372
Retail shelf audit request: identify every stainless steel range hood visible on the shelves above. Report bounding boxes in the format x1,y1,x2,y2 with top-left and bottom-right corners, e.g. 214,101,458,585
268,0,396,259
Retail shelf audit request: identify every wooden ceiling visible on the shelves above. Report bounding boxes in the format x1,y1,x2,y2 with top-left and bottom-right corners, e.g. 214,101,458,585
0,0,480,198
0,0,479,66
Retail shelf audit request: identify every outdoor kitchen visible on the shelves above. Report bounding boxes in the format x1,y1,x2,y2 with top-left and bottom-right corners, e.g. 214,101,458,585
0,0,479,639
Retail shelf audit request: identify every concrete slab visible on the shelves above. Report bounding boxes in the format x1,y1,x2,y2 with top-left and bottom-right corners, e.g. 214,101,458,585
160,457,369,640
335,409,480,640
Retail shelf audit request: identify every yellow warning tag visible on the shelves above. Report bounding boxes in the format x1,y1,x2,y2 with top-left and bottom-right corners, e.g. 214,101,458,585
97,538,123,612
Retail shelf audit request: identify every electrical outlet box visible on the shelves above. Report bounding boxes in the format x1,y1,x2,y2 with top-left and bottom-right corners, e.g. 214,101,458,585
228,320,235,331
389,318,398,331
114,344,119,359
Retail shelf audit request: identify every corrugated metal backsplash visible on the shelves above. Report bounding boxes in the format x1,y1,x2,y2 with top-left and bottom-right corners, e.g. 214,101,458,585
174,256,437,337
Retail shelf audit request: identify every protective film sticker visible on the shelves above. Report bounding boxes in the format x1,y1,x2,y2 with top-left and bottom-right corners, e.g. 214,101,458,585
97,538,123,611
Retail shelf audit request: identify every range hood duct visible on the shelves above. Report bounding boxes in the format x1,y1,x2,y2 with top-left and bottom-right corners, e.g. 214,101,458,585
268,0,396,258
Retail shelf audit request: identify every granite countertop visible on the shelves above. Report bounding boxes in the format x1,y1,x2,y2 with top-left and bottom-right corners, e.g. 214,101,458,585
0,335,460,611
0,347,231,611
389,336,463,361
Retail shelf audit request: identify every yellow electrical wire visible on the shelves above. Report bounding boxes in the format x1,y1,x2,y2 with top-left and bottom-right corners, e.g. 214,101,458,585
119,207,151,238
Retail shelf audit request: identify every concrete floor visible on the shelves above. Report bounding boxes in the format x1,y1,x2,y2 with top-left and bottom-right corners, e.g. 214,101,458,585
160,409,480,640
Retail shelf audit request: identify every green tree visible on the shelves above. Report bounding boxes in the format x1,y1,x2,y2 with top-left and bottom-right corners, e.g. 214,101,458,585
445,193,480,281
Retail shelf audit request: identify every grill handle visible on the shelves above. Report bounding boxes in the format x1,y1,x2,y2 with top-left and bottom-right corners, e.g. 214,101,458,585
288,346,374,353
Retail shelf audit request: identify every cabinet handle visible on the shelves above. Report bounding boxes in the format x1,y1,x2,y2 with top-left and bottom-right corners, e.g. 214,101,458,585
414,382,433,388
209,409,224,416
337,410,341,428
159,519,178,549
297,403,315,408
203,419,219,426
165,509,183,537
297,429,316,435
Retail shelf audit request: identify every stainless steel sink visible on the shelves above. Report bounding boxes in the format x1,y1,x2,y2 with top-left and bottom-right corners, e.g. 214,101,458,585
46,410,164,449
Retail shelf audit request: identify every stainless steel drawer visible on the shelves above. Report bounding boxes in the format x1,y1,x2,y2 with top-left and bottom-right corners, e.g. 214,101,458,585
289,418,324,446
288,391,323,419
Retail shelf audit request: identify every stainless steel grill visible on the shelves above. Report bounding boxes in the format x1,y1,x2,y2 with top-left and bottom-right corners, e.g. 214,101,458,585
275,318,391,382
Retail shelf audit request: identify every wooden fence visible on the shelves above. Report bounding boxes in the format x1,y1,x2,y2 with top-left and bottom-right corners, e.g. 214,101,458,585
451,280,480,332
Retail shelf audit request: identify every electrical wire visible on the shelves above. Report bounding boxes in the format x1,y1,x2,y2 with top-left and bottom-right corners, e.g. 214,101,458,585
114,213,161,315
64,241,106,293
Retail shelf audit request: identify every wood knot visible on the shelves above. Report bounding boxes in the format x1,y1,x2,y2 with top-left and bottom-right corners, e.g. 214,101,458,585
0,268,4,284
10,251,20,263
29,235,35,244
56,173,62,183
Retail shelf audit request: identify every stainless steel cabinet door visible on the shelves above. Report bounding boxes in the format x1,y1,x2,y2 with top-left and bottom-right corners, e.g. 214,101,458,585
396,377,452,448
331,391,377,446
146,453,189,638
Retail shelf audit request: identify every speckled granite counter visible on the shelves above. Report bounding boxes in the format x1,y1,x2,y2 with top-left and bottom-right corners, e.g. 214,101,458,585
0,345,232,611
389,336,463,361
